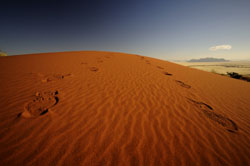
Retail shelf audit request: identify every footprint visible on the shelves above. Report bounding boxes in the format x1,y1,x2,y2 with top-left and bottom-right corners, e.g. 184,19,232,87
188,99,213,110
157,66,164,69
81,62,88,65
97,60,103,63
187,98,238,133
41,74,72,83
19,91,59,118
164,72,172,76
175,80,191,89
104,55,113,59
89,67,99,72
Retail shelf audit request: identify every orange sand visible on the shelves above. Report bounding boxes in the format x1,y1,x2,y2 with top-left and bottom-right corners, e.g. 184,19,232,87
0,51,249,166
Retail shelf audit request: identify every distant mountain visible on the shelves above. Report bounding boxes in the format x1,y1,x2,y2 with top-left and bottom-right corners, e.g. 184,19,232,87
188,57,229,62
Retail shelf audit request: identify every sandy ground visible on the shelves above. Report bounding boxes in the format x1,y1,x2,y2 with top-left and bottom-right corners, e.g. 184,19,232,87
0,51,249,166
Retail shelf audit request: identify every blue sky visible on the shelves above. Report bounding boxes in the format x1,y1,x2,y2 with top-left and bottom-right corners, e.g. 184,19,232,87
1,0,250,60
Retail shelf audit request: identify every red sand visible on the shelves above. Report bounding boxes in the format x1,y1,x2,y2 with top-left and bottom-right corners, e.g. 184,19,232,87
0,51,249,166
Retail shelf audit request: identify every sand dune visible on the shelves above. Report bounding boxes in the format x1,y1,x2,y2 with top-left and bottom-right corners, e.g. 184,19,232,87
0,51,249,166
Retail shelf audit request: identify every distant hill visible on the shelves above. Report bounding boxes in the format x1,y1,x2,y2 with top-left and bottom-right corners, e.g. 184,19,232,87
188,57,229,62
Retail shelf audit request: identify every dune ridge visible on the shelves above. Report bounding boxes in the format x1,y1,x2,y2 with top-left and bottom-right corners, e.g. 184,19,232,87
0,51,249,166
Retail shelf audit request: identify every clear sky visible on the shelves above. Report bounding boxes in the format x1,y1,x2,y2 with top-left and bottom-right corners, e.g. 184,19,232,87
1,0,250,60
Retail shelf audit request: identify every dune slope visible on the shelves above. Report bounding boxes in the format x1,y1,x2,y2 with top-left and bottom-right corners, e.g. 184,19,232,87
0,51,249,166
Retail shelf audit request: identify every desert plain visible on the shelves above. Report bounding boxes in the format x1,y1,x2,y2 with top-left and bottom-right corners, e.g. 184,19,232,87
0,51,249,166
177,61,250,77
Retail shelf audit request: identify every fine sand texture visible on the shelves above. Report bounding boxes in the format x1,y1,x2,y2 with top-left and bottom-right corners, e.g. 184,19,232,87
0,51,249,166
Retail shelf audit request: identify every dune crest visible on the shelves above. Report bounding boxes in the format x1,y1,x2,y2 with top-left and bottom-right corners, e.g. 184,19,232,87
0,51,249,166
